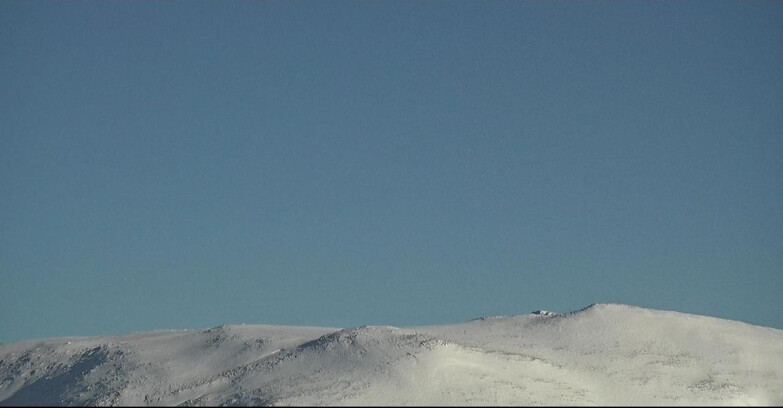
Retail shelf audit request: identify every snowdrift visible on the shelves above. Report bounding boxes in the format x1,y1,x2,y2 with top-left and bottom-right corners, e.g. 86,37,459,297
1,304,781,406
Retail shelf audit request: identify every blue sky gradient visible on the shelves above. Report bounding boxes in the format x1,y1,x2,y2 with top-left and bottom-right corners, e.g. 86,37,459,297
1,1,782,342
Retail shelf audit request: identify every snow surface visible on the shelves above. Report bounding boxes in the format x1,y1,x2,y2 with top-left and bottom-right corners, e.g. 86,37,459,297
1,304,782,406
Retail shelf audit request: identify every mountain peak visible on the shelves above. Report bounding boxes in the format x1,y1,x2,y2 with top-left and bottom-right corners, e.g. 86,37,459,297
2,305,782,406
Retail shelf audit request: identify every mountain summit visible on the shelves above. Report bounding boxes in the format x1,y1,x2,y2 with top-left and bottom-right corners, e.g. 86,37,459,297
1,304,781,406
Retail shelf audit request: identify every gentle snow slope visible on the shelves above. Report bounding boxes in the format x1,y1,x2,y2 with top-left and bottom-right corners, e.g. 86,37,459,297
1,304,781,406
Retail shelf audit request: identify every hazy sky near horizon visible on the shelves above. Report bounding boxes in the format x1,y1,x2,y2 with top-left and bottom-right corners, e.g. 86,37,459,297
1,1,782,343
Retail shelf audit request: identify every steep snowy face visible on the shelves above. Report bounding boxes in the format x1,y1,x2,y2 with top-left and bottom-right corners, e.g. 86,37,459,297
1,304,782,406
216,326,456,406
0,326,337,406
0,342,129,406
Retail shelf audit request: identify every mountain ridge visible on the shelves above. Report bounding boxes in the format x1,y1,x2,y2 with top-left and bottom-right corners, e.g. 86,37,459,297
2,304,782,406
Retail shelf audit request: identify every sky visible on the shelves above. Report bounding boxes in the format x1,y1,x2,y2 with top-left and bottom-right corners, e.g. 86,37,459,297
1,1,782,343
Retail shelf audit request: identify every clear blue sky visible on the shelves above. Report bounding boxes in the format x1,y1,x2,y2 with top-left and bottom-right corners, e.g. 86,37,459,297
1,1,782,343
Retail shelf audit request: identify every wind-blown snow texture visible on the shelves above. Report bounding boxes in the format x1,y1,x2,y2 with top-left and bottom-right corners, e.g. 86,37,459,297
1,304,781,406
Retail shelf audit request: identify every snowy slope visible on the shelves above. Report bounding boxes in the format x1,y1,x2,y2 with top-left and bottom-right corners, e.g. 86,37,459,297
1,304,781,406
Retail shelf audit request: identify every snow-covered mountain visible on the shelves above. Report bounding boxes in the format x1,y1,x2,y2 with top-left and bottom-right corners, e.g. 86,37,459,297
1,304,781,406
